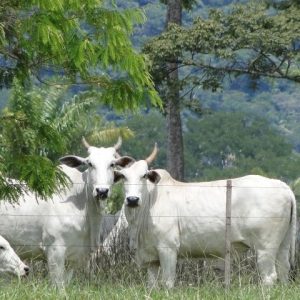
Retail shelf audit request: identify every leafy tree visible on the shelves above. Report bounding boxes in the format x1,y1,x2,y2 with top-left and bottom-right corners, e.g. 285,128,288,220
0,0,160,109
146,0,196,181
143,2,299,182
145,3,300,89
164,0,185,181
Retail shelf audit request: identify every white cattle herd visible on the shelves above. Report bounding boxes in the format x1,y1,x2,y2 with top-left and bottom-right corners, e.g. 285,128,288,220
0,139,298,289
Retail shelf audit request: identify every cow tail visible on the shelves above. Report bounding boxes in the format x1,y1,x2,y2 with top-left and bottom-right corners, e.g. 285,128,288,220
289,190,297,268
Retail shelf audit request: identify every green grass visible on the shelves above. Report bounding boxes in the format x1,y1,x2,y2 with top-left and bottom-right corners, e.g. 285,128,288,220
1,256,299,299
1,273,300,300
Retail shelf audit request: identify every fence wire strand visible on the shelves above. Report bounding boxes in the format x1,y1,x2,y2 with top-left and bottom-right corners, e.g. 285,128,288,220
0,182,295,254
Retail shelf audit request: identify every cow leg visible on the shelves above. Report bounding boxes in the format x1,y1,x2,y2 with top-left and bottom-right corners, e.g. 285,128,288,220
158,248,177,289
256,248,277,285
275,222,293,284
276,246,290,283
147,262,160,289
46,245,66,289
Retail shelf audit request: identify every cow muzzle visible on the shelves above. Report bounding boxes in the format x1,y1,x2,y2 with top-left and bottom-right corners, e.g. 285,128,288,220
18,264,29,277
23,266,30,276
95,187,109,200
126,196,139,208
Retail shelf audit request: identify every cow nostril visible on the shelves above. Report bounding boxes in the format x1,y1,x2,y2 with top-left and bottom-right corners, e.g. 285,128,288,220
24,266,29,275
126,196,139,207
96,188,109,199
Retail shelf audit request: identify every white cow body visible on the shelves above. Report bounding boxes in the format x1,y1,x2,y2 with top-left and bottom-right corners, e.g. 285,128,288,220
116,160,296,288
0,235,29,276
0,139,125,288
0,166,102,286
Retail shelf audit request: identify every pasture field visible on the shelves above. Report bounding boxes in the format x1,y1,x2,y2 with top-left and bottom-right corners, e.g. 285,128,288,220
1,276,300,300
1,260,300,300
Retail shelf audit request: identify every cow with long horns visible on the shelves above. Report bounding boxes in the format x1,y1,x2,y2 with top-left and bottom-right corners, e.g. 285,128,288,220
113,144,296,288
0,137,130,288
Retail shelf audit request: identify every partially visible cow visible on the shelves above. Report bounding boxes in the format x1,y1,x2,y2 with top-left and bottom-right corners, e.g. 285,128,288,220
0,235,29,276
0,137,131,288
113,145,297,288
102,207,129,264
100,212,121,243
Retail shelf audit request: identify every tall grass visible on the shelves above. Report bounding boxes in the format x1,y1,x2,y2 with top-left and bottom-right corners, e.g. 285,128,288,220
1,276,300,300
1,250,300,299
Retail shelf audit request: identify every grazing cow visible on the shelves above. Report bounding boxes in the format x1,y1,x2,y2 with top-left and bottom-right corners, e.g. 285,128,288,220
0,235,29,277
113,145,297,288
0,137,130,288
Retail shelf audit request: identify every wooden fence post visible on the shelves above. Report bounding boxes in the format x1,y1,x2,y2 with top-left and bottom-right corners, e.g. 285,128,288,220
225,179,232,289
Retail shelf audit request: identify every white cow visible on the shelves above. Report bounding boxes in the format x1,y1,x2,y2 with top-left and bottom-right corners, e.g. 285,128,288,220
0,235,29,276
0,137,130,288
113,145,297,288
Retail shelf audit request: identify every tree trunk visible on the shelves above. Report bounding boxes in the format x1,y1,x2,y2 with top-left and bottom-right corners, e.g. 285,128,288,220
165,0,184,181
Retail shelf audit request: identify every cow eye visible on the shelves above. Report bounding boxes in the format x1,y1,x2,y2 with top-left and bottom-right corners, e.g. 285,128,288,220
88,162,93,168
110,162,115,168
0,246,5,250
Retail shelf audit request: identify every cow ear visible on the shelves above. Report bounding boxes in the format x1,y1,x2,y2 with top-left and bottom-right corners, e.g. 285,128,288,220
115,156,135,168
146,170,161,184
59,156,87,168
114,171,125,183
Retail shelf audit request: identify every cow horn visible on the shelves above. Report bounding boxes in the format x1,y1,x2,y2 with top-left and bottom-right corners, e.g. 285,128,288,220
82,137,90,149
145,143,158,165
114,136,122,150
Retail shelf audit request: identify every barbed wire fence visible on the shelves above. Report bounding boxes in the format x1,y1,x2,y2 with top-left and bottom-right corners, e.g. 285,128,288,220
0,180,298,286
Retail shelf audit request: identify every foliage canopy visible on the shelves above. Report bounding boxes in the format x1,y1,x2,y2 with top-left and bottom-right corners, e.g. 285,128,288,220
144,3,300,96
0,0,161,109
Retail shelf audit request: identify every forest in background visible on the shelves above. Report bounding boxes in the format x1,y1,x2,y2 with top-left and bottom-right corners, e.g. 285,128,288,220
0,0,299,203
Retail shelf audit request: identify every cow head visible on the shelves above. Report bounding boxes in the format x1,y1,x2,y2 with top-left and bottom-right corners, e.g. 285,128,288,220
0,236,29,276
114,144,160,208
59,137,130,200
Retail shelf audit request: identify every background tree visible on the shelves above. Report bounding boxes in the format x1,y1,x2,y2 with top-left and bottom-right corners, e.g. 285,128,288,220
145,3,300,88
164,0,184,181
157,0,196,181
144,1,300,180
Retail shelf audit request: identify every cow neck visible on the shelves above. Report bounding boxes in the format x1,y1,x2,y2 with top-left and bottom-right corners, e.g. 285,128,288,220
124,204,139,251
82,170,104,252
136,181,154,244
125,180,153,251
